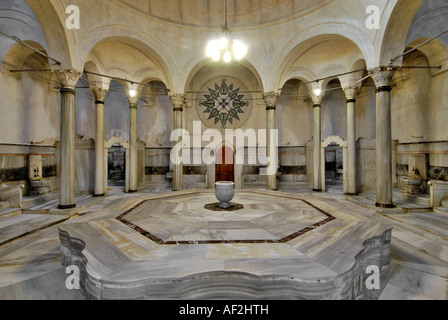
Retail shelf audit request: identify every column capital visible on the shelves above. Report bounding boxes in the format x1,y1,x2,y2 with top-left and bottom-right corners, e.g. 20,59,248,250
310,93,323,105
126,94,139,108
91,87,108,103
169,93,186,111
343,86,360,101
54,69,82,90
263,91,279,109
369,66,397,88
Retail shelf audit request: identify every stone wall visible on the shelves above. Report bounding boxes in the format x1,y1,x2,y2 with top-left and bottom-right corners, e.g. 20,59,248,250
356,138,377,193
0,143,58,195
144,146,308,185
396,141,448,192
72,138,95,194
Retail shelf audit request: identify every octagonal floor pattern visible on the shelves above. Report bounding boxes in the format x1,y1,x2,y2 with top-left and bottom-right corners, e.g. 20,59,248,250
116,192,335,245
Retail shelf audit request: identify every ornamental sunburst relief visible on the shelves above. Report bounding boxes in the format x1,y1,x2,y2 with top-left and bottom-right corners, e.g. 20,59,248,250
199,79,249,129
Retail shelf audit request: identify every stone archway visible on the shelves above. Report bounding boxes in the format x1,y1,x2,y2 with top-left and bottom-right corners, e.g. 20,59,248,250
105,135,130,193
321,135,347,193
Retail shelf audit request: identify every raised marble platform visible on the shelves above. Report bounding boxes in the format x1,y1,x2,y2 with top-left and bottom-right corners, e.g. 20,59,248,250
58,190,392,300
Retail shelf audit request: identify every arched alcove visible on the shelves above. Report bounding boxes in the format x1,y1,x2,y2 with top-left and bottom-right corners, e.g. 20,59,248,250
321,135,347,194
104,135,130,193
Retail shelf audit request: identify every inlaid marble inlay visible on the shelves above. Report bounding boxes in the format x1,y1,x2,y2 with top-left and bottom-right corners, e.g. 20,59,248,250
116,192,335,245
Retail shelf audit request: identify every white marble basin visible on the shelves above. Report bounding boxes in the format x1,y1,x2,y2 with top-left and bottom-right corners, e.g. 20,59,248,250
215,181,235,209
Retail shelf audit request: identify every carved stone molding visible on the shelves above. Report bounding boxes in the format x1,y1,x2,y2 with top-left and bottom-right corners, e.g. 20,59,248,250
105,134,129,149
91,88,108,103
169,93,186,111
309,90,323,105
322,135,347,148
263,91,279,108
343,87,360,101
370,67,397,88
126,94,140,107
54,69,81,90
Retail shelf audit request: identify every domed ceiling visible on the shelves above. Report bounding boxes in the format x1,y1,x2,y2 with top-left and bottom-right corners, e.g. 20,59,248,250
113,0,335,29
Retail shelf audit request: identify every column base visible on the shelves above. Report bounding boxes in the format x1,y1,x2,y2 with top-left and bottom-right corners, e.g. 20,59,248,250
58,204,76,210
345,193,359,196
313,189,322,192
93,193,105,197
375,202,396,209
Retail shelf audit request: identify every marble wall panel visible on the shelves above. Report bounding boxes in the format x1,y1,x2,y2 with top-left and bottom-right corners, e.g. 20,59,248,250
74,140,95,194
145,148,171,167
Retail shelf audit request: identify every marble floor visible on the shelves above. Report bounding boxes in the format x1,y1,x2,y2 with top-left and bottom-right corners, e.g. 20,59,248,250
0,183,447,300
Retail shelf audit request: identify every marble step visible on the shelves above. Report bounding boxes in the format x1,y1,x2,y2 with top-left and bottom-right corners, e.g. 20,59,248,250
0,201,9,210
399,193,431,207
415,196,431,207
0,213,69,246
379,260,448,300
0,207,22,220
433,206,448,217
21,193,59,209
382,212,448,247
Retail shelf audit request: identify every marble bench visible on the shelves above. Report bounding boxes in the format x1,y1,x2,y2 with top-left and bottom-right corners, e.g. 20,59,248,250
429,180,448,207
0,184,23,209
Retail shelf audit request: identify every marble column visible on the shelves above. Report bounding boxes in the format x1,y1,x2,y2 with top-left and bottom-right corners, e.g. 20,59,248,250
170,93,185,191
371,67,396,208
312,93,323,192
92,88,107,197
344,87,359,195
127,94,139,193
264,92,279,191
54,69,81,209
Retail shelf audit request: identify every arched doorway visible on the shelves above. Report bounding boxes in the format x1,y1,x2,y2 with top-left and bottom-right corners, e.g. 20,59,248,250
108,144,126,186
324,145,343,192
215,146,234,182
104,135,130,193
321,136,347,194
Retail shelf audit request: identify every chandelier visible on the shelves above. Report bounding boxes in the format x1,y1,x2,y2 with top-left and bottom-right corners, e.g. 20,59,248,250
206,0,247,62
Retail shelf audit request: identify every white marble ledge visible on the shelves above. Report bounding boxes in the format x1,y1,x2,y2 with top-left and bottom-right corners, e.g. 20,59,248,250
429,180,448,207
57,190,393,300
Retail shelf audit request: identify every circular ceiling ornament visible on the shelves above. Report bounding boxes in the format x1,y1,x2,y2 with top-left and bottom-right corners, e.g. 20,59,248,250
196,78,252,131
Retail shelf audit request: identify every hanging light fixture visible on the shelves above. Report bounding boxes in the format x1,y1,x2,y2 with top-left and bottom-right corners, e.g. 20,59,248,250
206,0,247,62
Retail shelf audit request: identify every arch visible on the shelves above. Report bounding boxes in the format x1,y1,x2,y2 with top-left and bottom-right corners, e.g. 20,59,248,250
84,61,111,90
279,67,317,103
318,65,345,95
83,36,170,89
340,59,367,89
105,134,129,149
77,29,176,91
138,80,168,106
184,58,264,95
25,0,75,68
1,41,49,74
273,24,373,91
405,38,448,72
375,0,424,66
322,135,347,148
